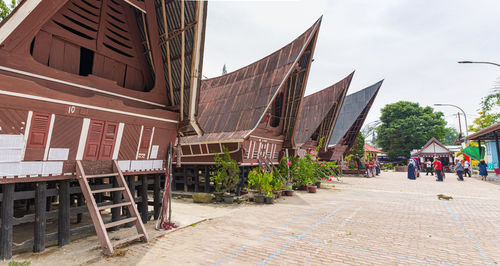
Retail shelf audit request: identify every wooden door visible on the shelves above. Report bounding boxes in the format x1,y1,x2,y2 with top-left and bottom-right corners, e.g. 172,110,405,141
27,113,51,149
84,120,105,160
98,122,119,160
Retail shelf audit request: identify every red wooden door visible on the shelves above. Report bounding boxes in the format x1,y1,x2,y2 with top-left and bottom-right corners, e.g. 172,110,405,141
83,120,105,160
98,122,119,160
27,112,51,149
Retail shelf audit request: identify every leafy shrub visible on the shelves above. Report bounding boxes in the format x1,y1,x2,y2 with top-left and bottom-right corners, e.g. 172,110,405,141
210,146,240,194
248,169,274,197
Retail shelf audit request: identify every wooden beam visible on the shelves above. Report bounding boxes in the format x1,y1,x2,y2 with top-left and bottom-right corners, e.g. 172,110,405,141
153,174,161,220
159,22,197,43
188,0,201,126
124,0,146,13
161,0,175,106
0,184,14,260
58,180,70,247
141,13,154,72
180,0,186,121
140,176,149,223
34,182,47,253
125,176,136,228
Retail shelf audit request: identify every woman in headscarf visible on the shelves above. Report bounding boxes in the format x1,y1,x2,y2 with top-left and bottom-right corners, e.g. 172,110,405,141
479,159,488,181
408,159,416,180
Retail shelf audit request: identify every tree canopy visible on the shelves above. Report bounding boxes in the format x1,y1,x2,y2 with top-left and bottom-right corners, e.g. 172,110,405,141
442,127,459,145
347,133,365,157
376,101,447,159
469,92,500,132
0,0,16,20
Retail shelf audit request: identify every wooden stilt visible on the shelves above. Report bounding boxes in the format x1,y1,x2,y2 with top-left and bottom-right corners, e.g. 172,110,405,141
110,177,121,231
0,184,14,260
125,176,136,228
153,174,161,220
34,182,47,253
204,166,210,193
140,175,148,223
58,180,70,247
76,193,83,224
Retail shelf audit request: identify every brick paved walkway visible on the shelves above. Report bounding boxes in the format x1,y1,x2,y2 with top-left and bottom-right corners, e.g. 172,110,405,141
18,172,500,265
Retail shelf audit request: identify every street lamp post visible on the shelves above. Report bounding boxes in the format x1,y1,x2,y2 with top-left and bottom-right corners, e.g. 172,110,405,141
434,103,468,146
458,61,500,67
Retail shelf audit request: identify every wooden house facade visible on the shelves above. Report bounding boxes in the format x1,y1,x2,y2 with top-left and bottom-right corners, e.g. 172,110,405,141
0,0,207,258
319,80,383,161
173,18,322,192
294,72,354,156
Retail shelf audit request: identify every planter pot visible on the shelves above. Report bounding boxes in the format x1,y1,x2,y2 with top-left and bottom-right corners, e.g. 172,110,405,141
254,194,265,204
240,190,248,195
274,191,281,198
192,193,212,203
300,185,308,191
213,192,224,202
315,181,321,188
283,190,294,196
223,195,235,204
308,186,317,193
265,196,274,204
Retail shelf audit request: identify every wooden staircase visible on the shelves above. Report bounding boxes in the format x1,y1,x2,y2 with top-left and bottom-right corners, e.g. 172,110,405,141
258,155,275,172
76,160,149,255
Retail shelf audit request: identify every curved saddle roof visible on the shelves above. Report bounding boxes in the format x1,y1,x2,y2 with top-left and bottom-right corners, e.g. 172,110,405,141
182,17,322,144
294,72,354,147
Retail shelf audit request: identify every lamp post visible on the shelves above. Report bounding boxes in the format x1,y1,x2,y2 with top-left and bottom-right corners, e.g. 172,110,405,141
458,61,500,67
434,103,468,146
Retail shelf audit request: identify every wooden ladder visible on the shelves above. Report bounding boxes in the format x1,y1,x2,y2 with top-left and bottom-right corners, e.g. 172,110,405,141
76,160,149,255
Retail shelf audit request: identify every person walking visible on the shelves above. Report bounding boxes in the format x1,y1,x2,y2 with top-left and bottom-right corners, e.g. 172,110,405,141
408,159,416,180
365,159,372,177
433,157,443,182
455,160,464,181
479,159,488,181
464,160,471,177
375,159,381,176
425,160,433,176
413,157,420,177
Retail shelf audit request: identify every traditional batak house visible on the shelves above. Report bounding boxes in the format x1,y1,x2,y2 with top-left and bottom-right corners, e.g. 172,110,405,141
294,72,354,157
174,18,322,193
320,80,383,161
0,0,207,257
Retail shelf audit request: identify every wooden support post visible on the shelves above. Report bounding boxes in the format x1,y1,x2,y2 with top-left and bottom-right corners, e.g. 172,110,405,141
1,184,14,260
95,178,103,203
153,174,161,220
183,167,188,192
140,175,149,223
58,180,70,247
495,132,500,168
194,167,199,192
110,177,121,231
125,176,136,227
204,166,210,193
180,0,186,120
34,182,47,253
478,140,483,159
76,193,83,224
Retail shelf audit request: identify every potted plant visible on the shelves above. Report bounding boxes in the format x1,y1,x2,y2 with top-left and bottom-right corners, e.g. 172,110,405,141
210,147,240,203
248,169,275,204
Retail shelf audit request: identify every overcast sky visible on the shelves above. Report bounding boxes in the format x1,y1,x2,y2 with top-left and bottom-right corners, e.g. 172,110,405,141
201,0,500,135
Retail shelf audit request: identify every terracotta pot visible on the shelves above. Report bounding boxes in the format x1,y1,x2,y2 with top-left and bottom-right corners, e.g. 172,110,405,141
300,185,308,191
283,190,294,196
265,196,274,204
254,194,265,204
308,186,317,193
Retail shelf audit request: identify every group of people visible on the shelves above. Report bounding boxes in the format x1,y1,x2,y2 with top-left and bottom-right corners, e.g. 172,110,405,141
365,158,380,177
409,157,489,181
408,157,444,181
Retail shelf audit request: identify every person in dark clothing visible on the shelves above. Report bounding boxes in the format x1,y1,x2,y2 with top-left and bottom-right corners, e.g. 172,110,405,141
479,159,488,181
355,155,362,170
425,160,433,176
408,159,416,180
455,160,464,181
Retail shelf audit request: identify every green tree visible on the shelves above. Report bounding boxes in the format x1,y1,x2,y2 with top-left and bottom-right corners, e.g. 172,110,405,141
469,92,500,132
376,101,447,160
442,127,459,145
347,133,365,157
0,0,17,20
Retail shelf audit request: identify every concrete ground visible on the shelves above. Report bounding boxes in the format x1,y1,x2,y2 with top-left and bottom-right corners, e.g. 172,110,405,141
7,171,500,265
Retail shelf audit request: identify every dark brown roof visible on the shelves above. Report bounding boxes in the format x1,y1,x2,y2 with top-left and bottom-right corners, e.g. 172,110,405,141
467,122,500,141
294,72,354,147
182,18,322,144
